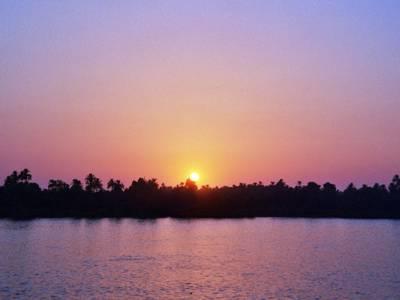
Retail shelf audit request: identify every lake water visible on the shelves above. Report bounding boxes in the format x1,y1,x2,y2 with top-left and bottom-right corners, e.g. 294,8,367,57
1,218,400,299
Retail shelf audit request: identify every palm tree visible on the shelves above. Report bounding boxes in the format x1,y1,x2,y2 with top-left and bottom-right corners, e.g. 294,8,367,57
107,179,125,192
85,173,103,193
128,178,159,193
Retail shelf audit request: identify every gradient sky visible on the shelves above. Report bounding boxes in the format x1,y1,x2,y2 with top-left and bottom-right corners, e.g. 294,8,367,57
1,0,400,188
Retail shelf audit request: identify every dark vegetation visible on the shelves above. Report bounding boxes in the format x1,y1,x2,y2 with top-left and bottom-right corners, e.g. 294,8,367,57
1,169,400,219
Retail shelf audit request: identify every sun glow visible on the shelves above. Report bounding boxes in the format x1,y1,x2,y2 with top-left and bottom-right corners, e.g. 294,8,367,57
190,172,200,182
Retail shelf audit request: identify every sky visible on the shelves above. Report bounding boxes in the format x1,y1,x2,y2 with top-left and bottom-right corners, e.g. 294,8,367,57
1,0,400,188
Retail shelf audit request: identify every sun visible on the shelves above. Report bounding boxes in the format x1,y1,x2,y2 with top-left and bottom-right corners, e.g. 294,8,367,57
189,172,200,182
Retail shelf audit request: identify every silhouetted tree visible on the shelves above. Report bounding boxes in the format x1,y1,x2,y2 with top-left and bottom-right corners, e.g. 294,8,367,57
305,182,321,193
295,181,303,190
4,171,19,187
4,169,33,187
277,179,286,187
107,179,125,192
70,179,83,193
85,174,103,193
185,178,198,191
48,179,69,192
1,169,400,219
389,175,400,194
344,183,357,194
323,182,337,194
128,178,158,193
18,169,32,183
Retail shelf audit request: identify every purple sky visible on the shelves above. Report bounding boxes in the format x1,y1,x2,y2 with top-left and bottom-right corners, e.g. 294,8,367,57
1,1,400,188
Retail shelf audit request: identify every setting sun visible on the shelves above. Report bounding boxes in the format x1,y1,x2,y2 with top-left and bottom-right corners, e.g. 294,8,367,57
190,172,200,182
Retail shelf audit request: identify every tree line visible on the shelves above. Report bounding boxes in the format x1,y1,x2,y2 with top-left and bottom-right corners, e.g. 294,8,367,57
1,169,400,219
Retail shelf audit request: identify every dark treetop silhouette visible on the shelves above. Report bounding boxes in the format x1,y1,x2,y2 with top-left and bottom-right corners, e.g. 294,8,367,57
1,169,400,219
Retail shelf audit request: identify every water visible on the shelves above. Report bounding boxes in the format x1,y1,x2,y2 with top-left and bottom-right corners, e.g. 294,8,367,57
1,218,400,299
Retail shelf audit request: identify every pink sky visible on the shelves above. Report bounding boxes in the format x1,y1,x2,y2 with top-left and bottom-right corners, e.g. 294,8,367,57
1,1,399,188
